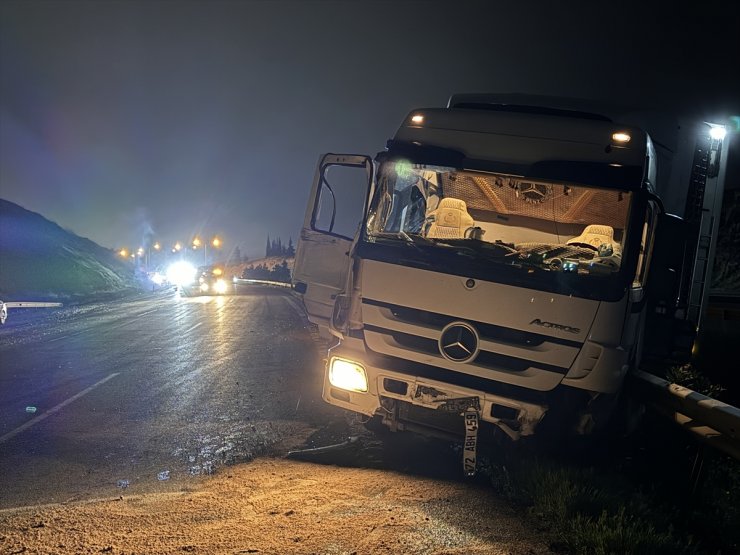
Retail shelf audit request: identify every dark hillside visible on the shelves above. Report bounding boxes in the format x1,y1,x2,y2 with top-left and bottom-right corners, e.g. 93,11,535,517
0,199,137,300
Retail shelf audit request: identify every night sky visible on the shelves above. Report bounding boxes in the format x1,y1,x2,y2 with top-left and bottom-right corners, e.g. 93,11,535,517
2,0,739,259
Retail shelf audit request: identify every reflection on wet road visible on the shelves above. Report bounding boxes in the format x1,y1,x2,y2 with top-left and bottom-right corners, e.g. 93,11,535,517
0,288,339,509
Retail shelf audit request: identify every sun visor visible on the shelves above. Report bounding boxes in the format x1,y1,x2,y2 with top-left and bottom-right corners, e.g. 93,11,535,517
382,140,644,190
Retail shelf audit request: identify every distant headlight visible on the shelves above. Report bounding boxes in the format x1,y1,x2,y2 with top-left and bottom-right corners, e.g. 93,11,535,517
328,357,368,392
166,261,197,286
214,279,228,294
200,282,210,292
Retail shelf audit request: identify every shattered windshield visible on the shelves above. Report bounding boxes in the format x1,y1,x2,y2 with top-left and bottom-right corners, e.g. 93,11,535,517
365,161,632,277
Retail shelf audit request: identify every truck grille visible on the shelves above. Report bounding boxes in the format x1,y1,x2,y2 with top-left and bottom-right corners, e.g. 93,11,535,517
362,298,581,378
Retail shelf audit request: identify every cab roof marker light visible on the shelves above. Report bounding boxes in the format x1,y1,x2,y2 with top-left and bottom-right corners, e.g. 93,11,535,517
410,113,424,124
612,132,631,143
708,124,727,141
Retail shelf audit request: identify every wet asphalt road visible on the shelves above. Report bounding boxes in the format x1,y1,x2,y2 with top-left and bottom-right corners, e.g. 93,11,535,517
0,286,346,509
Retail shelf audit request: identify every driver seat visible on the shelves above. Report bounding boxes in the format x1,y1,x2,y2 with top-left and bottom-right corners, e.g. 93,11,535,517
426,197,475,239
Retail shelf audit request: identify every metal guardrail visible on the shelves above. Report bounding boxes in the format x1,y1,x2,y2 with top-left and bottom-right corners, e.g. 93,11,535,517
232,278,292,288
631,369,740,461
1,300,63,325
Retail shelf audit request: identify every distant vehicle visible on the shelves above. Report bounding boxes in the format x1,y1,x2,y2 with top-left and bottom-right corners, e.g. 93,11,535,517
0,300,62,324
181,265,232,296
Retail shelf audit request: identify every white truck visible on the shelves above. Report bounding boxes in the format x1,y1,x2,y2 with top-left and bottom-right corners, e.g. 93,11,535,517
293,94,730,467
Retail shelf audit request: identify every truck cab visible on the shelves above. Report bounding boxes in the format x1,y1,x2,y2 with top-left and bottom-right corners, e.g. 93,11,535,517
293,95,728,449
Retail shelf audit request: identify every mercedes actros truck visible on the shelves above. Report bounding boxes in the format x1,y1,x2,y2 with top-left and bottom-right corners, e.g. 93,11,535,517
293,94,730,470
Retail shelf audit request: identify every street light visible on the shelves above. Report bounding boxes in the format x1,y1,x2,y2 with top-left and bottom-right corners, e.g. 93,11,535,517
119,248,128,258
192,236,222,265
146,242,161,269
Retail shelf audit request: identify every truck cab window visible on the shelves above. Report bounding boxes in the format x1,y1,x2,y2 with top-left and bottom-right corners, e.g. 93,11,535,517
366,160,632,286
313,164,369,239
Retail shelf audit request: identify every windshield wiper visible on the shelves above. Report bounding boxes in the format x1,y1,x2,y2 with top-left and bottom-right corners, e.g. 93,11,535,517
371,232,435,255
398,230,426,254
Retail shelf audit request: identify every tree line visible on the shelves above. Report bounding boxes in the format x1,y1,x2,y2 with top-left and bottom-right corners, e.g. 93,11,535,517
240,236,295,283
242,259,291,283
265,235,295,258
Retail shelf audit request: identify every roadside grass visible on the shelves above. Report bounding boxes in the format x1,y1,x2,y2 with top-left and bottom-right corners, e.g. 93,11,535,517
667,363,726,399
483,455,690,554
479,411,739,554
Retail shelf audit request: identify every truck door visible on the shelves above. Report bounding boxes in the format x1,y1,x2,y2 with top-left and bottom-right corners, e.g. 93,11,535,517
293,154,373,331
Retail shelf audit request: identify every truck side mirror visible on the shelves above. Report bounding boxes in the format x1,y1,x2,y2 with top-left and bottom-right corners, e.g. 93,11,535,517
643,213,695,365
648,213,688,308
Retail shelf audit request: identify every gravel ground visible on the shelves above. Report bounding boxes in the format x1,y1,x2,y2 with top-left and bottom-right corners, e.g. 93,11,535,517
0,457,553,555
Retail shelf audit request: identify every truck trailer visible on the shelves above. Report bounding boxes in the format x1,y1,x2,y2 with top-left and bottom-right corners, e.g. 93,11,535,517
293,94,730,470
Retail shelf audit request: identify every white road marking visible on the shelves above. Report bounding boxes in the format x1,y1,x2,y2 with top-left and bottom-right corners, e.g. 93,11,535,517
135,308,159,318
0,373,120,444
183,322,203,334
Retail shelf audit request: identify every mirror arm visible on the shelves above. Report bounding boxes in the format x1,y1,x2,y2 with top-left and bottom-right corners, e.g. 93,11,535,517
646,190,665,213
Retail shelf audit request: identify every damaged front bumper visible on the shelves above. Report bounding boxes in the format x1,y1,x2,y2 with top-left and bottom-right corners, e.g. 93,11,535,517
322,338,548,441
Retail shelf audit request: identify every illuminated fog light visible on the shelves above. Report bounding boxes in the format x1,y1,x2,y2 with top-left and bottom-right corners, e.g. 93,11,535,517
709,125,727,141
329,358,368,392
213,279,228,294
410,113,424,124
200,282,210,292
611,132,631,143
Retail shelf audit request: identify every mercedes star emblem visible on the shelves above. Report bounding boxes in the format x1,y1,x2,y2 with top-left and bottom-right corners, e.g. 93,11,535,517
438,322,480,363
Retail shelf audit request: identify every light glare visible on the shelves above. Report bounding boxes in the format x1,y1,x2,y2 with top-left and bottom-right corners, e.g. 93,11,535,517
329,358,368,392
612,132,631,143
411,114,424,124
214,279,228,294
167,261,197,286
709,125,727,141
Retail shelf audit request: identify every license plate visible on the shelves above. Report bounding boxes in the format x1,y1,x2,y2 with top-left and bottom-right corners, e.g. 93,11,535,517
463,406,478,477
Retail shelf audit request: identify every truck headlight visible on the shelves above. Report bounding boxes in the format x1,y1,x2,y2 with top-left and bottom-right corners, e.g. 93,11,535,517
329,358,368,392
